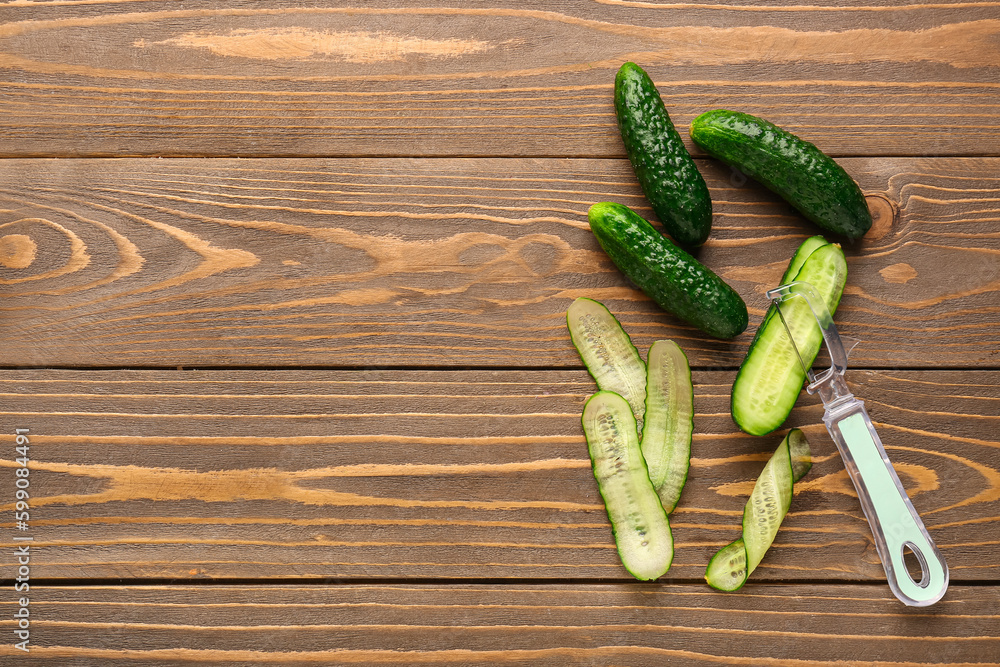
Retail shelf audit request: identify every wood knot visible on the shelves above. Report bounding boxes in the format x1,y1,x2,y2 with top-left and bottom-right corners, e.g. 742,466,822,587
0,233,37,269
864,194,898,240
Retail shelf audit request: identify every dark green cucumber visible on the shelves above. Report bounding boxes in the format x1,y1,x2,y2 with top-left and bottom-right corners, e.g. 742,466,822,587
588,202,748,340
567,297,647,431
705,429,811,592
641,340,693,514
582,390,674,581
615,62,712,247
731,239,847,436
690,110,872,239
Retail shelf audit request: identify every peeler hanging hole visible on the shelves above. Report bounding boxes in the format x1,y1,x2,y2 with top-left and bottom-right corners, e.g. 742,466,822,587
902,542,931,588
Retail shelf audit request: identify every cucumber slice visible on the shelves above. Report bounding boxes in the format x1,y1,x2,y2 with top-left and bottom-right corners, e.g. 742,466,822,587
705,429,811,591
705,540,748,592
567,297,647,430
582,391,674,581
781,235,828,284
641,340,693,514
731,240,848,436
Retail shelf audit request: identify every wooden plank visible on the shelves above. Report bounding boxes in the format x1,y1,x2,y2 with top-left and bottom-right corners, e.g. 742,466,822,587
0,2,998,157
2,583,997,664
0,157,996,368
0,368,995,582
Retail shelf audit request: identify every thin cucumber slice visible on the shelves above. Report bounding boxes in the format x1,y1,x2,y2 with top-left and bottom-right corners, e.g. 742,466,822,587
781,235,828,285
582,391,674,581
731,241,848,436
641,340,693,514
705,540,748,592
705,429,811,591
567,297,647,430
742,435,796,572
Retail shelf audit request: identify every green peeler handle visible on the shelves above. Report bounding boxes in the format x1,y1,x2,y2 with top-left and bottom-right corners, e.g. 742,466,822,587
827,401,948,606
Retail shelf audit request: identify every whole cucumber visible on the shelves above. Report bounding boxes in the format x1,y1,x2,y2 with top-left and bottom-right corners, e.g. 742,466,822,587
615,62,712,247
690,110,872,239
588,202,748,340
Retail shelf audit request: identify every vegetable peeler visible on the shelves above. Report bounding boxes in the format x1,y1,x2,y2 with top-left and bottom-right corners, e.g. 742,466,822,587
767,281,948,607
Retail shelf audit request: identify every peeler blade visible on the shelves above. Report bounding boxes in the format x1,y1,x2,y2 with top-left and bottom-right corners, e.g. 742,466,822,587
771,297,812,382
766,281,850,402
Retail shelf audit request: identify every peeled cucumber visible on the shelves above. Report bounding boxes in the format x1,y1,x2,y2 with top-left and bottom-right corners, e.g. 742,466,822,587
731,239,847,436
705,429,811,591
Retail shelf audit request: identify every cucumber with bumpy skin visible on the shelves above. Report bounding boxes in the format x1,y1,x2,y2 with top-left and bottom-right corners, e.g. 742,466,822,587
731,239,847,436
641,340,693,514
705,429,811,591
582,390,674,581
615,62,712,247
567,297,647,431
588,202,748,340
690,110,872,239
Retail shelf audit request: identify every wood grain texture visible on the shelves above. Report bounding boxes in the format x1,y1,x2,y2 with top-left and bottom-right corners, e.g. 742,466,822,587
0,1,995,661
0,156,996,368
1,584,997,665
0,1,998,157
0,368,995,582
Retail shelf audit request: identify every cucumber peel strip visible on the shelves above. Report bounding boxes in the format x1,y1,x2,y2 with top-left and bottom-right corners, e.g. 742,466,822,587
705,429,812,591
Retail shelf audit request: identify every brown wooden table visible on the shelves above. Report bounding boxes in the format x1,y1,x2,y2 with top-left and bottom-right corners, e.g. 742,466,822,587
0,2,997,664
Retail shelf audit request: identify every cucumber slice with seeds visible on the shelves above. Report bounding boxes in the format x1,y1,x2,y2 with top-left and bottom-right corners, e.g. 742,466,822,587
781,235,828,285
705,540,749,592
567,297,647,431
582,390,674,580
705,429,811,591
641,340,693,514
731,240,847,436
